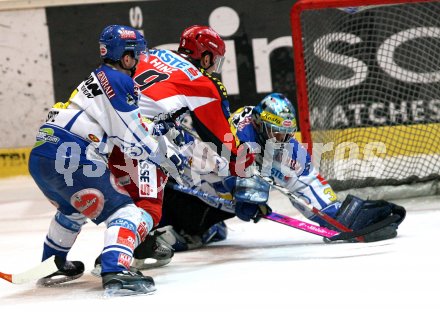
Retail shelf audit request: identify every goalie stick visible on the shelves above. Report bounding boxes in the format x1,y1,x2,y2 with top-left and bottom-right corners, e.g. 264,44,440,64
0,256,58,284
167,182,340,239
255,175,365,242
254,174,404,242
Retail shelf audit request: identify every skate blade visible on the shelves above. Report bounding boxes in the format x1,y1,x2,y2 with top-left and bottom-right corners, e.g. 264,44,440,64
132,258,172,270
103,283,156,298
92,259,171,278
323,238,347,244
37,272,84,287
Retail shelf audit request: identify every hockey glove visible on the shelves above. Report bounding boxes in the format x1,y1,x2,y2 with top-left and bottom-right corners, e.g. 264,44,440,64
225,176,271,222
148,135,187,186
222,176,271,203
234,176,271,203
235,202,272,222
153,120,185,147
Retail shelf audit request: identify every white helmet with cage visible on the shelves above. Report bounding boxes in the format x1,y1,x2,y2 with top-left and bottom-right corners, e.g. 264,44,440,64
252,93,297,144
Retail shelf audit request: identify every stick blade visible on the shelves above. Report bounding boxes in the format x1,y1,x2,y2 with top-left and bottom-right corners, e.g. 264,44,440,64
0,256,58,284
0,272,13,283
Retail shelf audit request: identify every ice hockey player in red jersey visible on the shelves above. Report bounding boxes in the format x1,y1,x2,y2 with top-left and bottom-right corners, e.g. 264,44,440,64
103,25,254,270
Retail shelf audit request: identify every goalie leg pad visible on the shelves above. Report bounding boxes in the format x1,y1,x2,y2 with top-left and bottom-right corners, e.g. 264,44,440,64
202,221,228,244
336,195,405,230
335,195,406,241
363,223,398,242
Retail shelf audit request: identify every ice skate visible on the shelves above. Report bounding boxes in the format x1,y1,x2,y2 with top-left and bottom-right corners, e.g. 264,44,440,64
131,229,175,270
37,256,84,286
102,270,156,297
154,225,204,252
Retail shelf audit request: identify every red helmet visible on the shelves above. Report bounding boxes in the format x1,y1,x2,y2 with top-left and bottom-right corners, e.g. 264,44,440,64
178,25,226,73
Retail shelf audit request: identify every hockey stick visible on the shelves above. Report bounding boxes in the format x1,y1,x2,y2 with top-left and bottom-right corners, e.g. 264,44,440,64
168,182,235,212
178,122,364,241
167,182,340,239
0,256,58,284
264,212,339,239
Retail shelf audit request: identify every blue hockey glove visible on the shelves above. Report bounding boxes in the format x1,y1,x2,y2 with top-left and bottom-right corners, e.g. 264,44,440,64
223,176,271,204
148,135,187,185
224,176,271,222
153,120,185,147
235,202,259,222
222,176,237,193
234,176,270,203
235,203,272,222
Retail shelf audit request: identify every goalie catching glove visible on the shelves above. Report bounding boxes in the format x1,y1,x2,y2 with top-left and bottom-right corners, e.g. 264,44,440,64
324,194,406,242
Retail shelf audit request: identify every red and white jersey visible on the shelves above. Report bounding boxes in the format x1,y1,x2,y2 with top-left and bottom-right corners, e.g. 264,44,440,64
133,49,239,158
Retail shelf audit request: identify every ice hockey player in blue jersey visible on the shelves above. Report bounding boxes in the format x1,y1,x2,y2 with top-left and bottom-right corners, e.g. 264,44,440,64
157,93,406,250
28,25,185,296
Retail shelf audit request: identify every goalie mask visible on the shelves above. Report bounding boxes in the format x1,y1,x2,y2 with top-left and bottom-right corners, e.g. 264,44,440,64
252,93,297,144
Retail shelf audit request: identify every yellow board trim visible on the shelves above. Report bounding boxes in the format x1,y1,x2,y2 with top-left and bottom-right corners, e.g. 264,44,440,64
312,123,440,159
0,147,32,178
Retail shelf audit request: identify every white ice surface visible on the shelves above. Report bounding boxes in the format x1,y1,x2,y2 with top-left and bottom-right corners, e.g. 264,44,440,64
0,176,439,312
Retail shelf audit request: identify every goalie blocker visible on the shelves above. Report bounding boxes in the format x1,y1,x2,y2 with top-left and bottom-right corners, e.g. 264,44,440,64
320,195,406,242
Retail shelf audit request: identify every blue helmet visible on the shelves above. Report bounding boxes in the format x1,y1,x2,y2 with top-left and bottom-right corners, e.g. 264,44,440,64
99,25,147,62
252,93,297,143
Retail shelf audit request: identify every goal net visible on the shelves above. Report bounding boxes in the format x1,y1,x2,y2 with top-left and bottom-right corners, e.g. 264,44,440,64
291,0,440,194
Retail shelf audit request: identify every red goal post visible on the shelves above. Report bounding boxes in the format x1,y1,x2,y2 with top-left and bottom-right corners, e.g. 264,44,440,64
290,0,440,192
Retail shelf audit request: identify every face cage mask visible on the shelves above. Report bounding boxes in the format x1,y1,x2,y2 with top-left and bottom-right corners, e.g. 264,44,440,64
261,122,296,143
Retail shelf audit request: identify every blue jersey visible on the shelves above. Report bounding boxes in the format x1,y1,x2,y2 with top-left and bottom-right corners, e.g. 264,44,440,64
32,64,159,165
229,106,339,218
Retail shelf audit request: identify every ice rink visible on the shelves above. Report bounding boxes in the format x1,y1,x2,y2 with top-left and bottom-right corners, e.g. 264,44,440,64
0,176,439,312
